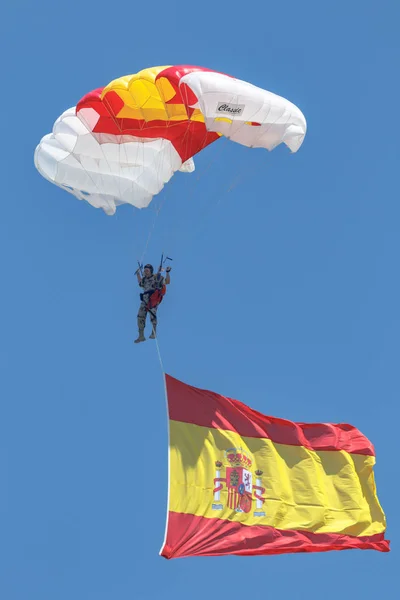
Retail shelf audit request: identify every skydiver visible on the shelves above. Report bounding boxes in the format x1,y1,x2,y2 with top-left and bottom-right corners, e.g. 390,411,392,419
134,263,171,343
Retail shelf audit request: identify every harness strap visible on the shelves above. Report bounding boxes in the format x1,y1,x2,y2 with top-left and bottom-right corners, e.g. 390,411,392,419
140,289,156,301
140,288,165,319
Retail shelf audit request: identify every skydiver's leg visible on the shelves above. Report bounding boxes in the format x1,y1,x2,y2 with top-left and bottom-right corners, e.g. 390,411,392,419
134,302,147,343
149,306,158,339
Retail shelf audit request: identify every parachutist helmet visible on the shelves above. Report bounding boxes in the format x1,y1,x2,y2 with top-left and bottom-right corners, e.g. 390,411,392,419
144,264,154,274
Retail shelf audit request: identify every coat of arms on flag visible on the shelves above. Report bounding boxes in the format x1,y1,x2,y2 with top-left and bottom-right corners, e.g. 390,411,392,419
212,448,265,517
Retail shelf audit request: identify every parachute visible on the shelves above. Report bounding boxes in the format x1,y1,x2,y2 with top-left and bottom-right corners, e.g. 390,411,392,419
34,65,306,215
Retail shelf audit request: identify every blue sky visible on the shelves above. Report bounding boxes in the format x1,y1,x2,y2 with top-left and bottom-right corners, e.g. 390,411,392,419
1,0,398,597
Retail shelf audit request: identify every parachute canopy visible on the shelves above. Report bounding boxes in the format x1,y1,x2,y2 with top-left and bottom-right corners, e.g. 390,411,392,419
35,65,307,215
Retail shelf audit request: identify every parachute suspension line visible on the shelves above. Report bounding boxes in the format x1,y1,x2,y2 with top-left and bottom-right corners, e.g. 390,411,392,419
164,90,265,255
137,136,175,265
214,102,285,201
174,146,267,258
138,110,196,266
124,94,168,260
175,93,278,252
160,136,230,257
225,148,267,193
137,85,199,263
138,196,164,266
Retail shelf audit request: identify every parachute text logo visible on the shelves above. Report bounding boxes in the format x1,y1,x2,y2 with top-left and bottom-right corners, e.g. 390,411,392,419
213,447,266,517
216,102,244,116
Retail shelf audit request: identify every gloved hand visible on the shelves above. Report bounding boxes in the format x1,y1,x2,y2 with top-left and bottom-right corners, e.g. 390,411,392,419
166,266,171,272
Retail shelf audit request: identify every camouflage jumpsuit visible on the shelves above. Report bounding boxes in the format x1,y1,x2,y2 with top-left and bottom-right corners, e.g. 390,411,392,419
137,273,165,332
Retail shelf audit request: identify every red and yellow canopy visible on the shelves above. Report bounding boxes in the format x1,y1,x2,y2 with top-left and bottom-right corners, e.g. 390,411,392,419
76,65,220,163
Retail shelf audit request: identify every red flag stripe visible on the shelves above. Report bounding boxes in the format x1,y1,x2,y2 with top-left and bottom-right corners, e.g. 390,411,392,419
161,512,390,559
165,375,375,455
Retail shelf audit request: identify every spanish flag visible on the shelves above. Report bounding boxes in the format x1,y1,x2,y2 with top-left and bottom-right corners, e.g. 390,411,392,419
160,375,389,558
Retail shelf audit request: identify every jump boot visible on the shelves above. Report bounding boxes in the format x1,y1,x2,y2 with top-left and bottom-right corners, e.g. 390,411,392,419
134,330,146,343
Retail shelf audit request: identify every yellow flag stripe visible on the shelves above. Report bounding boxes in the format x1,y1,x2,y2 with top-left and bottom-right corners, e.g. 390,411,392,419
168,420,386,537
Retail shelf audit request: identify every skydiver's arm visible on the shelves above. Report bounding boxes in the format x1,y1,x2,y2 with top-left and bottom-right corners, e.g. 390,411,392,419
135,270,142,285
165,267,171,285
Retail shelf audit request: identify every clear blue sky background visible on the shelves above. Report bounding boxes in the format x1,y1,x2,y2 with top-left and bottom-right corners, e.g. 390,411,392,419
1,1,398,598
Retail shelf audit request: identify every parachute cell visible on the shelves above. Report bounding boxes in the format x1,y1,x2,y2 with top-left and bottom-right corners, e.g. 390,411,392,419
34,108,194,215
179,70,306,152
